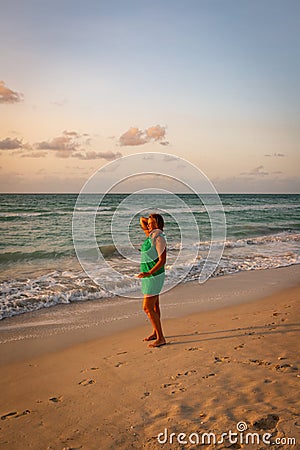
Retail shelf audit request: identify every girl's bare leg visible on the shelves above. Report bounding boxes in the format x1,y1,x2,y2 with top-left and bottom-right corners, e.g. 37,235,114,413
143,295,166,347
143,296,160,341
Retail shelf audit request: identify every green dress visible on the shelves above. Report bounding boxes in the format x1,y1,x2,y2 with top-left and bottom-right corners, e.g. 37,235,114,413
140,230,166,295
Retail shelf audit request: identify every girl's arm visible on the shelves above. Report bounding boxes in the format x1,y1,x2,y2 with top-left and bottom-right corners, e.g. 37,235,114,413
140,216,149,236
148,235,166,275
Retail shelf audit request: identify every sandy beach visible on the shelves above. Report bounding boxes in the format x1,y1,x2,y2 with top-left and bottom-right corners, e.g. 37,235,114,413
1,266,299,449
2,0,300,448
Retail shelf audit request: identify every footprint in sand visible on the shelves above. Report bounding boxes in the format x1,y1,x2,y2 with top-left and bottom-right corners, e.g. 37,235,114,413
253,414,279,430
234,344,245,350
214,356,230,363
202,373,216,379
141,391,150,399
80,367,99,373
161,382,186,394
186,347,203,351
115,362,125,368
248,359,272,366
1,410,31,420
1,411,17,420
184,370,197,376
171,370,197,380
273,363,298,373
171,386,186,394
49,396,63,403
78,379,95,386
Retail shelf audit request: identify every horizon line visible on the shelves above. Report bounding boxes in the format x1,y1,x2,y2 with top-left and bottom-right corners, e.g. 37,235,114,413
0,192,299,195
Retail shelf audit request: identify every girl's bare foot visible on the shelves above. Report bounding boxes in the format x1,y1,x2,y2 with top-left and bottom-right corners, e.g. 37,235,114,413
148,338,166,348
143,332,157,342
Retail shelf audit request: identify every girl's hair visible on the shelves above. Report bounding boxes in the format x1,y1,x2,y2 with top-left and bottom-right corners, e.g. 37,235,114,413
149,213,164,230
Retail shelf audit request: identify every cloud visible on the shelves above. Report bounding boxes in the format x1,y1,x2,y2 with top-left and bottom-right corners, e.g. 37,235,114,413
0,137,23,149
35,133,78,152
145,125,166,141
264,153,285,157
34,131,108,159
240,165,269,177
119,127,147,146
2,130,123,160
0,81,23,103
72,150,122,160
119,125,168,146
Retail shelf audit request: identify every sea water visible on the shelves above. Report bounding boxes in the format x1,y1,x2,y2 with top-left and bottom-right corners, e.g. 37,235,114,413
0,193,299,320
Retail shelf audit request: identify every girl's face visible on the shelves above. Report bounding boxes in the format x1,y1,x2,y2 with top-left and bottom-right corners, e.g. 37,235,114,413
147,217,157,232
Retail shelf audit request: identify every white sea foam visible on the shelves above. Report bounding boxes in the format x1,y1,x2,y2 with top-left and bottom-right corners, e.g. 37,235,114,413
1,231,299,320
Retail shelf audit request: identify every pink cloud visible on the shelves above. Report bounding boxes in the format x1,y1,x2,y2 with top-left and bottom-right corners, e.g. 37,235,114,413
119,125,168,146
2,130,123,160
35,135,78,152
0,137,23,149
0,81,23,103
72,150,122,160
119,127,148,146
145,125,166,141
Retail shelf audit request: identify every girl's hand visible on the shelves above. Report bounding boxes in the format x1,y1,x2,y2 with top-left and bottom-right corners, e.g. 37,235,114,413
140,216,148,230
137,272,151,278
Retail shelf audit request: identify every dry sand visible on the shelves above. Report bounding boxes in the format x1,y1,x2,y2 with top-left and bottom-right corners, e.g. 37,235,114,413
0,267,299,449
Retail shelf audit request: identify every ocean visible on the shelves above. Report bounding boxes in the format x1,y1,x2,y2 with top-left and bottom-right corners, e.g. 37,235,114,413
0,193,299,320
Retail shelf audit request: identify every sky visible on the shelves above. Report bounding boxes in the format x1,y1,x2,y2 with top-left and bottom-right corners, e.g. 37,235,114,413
1,0,299,193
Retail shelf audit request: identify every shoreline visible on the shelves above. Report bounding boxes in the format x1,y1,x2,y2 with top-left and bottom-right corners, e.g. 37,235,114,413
0,270,299,449
0,265,300,366
0,264,299,366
